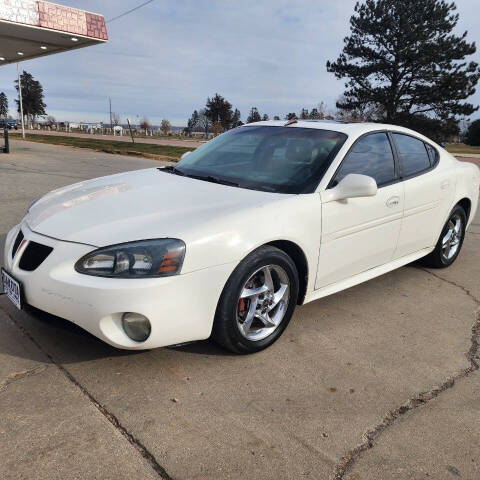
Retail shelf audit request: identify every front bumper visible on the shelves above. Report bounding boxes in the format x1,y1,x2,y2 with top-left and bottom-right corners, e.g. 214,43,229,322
3,223,235,349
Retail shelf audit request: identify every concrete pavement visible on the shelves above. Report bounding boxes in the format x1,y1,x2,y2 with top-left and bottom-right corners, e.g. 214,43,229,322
0,313,159,480
0,140,479,479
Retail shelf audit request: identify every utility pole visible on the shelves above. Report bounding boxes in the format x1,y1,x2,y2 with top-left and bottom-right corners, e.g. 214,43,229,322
109,97,112,134
126,118,135,144
17,63,25,138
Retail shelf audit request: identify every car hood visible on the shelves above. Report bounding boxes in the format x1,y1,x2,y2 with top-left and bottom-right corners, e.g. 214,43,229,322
25,168,284,246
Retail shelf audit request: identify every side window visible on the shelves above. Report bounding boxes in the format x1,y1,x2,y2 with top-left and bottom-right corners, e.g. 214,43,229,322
334,133,396,187
393,134,431,177
425,143,438,166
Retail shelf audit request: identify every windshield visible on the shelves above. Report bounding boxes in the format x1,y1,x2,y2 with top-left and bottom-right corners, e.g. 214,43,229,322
174,126,347,194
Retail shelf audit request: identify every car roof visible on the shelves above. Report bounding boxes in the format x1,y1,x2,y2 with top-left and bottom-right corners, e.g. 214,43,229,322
239,120,431,142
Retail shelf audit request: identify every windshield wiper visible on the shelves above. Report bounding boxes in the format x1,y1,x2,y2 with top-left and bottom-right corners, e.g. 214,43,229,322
187,174,240,188
159,167,240,187
160,165,185,176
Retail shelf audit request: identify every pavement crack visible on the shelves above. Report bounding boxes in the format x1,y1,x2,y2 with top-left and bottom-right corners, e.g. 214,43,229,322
1,306,173,480
332,272,480,480
0,365,47,393
420,268,479,305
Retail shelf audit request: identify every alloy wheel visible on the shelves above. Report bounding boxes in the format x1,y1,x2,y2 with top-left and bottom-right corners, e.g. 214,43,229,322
236,264,290,342
441,213,463,262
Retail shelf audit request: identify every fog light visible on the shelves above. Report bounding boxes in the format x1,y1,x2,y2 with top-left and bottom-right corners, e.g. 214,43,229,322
122,313,151,342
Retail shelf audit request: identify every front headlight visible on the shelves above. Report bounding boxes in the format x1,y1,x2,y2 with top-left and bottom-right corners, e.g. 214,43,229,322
75,239,186,278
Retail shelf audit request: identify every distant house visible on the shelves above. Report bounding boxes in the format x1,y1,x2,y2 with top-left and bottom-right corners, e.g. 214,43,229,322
73,122,104,133
191,131,214,139
70,123,88,130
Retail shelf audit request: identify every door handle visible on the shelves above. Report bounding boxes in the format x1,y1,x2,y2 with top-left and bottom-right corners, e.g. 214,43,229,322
386,196,400,208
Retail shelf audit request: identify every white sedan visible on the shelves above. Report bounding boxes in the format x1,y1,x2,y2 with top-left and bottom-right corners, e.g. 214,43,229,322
2,120,479,353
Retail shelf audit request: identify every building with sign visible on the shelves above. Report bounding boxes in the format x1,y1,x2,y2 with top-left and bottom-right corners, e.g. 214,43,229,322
0,0,107,65
0,0,108,150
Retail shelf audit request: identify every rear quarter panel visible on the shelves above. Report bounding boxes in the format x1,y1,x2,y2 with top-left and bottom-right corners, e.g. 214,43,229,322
453,159,480,229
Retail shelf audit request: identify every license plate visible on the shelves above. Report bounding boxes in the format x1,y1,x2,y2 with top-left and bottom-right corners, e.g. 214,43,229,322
1,268,22,310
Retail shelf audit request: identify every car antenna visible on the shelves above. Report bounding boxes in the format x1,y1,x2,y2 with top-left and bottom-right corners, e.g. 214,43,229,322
284,117,298,126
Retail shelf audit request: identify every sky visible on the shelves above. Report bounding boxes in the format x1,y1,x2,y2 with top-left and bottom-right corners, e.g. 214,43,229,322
1,0,479,126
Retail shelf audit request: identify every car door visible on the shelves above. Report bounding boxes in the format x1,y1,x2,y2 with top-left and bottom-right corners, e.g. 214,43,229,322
316,132,404,288
390,133,452,258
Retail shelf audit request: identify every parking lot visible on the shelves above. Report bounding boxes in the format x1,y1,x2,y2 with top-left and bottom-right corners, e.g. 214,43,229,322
1,140,479,480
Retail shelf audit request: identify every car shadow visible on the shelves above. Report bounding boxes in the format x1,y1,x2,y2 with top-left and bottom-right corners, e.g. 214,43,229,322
0,300,233,365
0,256,429,366
0,260,425,368
168,339,236,356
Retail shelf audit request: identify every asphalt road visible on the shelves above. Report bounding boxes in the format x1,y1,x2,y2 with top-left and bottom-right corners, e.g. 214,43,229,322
1,140,479,480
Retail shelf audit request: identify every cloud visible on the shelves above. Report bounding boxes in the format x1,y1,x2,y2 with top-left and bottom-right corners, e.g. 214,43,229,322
0,0,479,125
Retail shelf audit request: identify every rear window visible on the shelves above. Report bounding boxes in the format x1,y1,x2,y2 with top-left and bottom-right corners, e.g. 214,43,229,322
425,143,438,165
393,134,431,177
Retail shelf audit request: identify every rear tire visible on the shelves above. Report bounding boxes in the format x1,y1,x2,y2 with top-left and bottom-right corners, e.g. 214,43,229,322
212,245,299,354
421,205,466,268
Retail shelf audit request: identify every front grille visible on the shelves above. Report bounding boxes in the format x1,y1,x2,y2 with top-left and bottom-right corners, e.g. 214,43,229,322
19,241,53,271
11,230,24,259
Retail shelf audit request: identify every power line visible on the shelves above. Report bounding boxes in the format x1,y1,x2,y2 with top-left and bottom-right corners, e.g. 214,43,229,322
106,0,156,23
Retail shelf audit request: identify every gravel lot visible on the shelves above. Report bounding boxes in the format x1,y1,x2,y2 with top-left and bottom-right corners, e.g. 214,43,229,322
1,140,479,480
21,128,205,148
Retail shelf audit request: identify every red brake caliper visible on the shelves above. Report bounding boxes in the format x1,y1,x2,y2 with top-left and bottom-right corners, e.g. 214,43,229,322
238,298,246,314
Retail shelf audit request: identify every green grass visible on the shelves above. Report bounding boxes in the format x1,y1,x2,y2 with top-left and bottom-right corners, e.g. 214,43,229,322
9,133,194,161
445,143,480,155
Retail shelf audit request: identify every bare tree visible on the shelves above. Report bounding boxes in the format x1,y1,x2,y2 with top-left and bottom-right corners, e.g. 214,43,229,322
198,109,211,138
160,119,171,135
112,112,121,126
140,117,151,135
334,95,383,122
211,121,222,136
316,101,327,119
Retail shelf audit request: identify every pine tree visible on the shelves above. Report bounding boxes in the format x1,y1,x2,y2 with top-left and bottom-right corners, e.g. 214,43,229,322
232,108,242,127
205,93,234,131
185,110,200,134
299,108,309,119
465,119,480,146
0,92,8,118
327,0,480,131
247,107,262,123
15,71,47,123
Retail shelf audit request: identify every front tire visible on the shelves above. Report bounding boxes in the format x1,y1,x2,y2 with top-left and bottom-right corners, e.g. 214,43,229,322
212,245,299,354
421,205,466,268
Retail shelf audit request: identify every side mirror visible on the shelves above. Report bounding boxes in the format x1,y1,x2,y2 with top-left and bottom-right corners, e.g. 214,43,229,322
322,174,378,203
181,151,192,160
